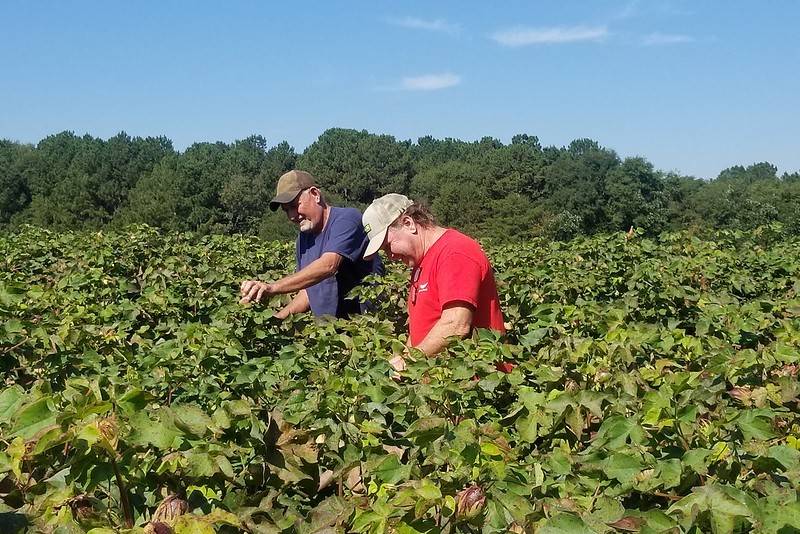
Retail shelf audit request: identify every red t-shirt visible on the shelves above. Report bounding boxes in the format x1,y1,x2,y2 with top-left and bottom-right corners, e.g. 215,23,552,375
408,229,505,346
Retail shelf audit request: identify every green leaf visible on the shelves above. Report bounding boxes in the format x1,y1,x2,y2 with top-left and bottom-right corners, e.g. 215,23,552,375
767,445,800,470
216,455,235,478
128,411,181,449
520,328,548,347
186,451,217,477
590,415,645,450
493,489,534,524
603,453,643,483
224,399,252,416
548,449,573,476
372,454,410,485
654,458,682,489
212,407,231,430
117,388,151,415
173,515,215,534
585,495,624,525
669,485,755,533
393,521,438,534
753,500,800,533
31,425,66,455
480,442,504,457
736,410,776,441
538,512,594,534
352,511,386,533
404,416,448,446
414,479,441,500
4,319,24,334
627,510,677,533
0,386,24,421
0,451,12,475
200,508,241,526
172,404,212,437
307,495,354,532
516,412,543,443
577,390,606,417
76,421,102,448
695,318,710,337
682,448,712,475
9,397,56,439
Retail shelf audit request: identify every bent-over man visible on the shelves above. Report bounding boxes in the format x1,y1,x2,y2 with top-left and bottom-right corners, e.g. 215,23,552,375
240,170,382,319
361,194,504,369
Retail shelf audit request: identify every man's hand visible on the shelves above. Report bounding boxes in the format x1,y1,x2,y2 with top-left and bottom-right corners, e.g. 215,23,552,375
387,346,414,382
239,280,274,304
388,354,407,372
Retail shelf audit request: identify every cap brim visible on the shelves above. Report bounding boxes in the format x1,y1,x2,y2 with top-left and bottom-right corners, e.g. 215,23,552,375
363,227,388,259
269,190,302,211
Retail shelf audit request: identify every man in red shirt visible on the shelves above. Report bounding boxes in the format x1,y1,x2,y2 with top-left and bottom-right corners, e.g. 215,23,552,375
362,194,505,370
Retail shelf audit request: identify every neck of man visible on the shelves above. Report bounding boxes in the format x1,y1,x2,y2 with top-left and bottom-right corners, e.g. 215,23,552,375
418,225,447,260
314,203,331,235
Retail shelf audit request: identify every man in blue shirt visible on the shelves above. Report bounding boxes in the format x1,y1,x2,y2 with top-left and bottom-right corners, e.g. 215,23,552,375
239,170,383,319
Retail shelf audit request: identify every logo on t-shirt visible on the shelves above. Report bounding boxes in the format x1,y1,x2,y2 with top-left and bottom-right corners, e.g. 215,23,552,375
418,282,429,293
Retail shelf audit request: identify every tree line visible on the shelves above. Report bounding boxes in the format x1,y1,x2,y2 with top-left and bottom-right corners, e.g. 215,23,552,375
1,129,799,241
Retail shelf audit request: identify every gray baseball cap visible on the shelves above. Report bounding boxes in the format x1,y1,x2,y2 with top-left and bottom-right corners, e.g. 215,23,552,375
362,193,414,258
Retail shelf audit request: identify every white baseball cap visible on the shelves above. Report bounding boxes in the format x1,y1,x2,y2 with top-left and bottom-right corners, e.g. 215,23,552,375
362,193,414,258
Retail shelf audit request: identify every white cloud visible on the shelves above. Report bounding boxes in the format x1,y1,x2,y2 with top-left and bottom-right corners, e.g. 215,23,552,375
388,16,460,35
491,25,609,46
401,73,461,91
643,32,694,45
611,0,640,21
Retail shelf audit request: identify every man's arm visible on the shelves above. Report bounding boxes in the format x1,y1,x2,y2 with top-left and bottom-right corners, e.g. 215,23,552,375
388,303,474,373
240,252,343,303
274,289,310,319
413,302,474,356
271,252,342,293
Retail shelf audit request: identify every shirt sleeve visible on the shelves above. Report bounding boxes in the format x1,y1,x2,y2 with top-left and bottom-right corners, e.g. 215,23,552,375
322,210,367,262
436,251,483,309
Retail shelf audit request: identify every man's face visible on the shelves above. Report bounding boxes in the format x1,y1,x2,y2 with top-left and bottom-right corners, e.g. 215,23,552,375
382,217,422,268
281,188,323,233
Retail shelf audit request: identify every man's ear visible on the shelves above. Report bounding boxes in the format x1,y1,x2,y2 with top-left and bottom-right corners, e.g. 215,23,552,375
308,187,322,205
401,215,418,234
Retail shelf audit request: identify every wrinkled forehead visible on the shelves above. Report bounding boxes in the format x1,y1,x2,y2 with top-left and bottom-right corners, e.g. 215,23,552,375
385,223,407,243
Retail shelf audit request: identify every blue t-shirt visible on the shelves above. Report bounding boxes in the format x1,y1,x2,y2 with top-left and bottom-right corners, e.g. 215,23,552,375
296,207,384,318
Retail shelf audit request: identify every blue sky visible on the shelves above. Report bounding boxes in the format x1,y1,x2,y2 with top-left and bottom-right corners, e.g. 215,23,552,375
1,0,798,180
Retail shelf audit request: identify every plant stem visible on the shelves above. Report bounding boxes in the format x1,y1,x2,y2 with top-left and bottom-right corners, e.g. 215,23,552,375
1,337,30,355
110,456,134,528
652,491,682,502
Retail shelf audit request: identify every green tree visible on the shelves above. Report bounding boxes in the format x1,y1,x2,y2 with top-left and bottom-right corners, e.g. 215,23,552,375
603,157,663,232
0,141,33,224
218,137,297,234
114,155,186,231
298,128,411,204
540,141,619,233
411,136,473,173
479,193,537,242
14,132,173,229
93,132,174,216
431,181,489,235
409,160,483,202
262,141,298,189
220,174,271,234
685,162,785,231
717,162,778,183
